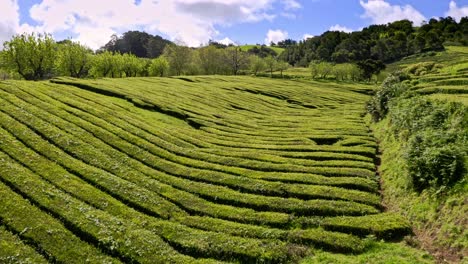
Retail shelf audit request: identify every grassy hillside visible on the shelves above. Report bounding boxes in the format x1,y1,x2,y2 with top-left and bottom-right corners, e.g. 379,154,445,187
386,46,468,105
0,76,433,263
240,44,285,55
372,46,467,263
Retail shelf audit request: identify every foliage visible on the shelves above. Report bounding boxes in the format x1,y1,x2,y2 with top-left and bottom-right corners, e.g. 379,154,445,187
1,33,56,80
223,47,249,75
404,62,443,76
309,61,360,80
276,61,289,77
389,97,467,191
100,30,172,58
264,56,277,76
280,17,467,66
249,55,266,76
89,51,117,77
55,40,92,78
197,45,225,75
163,44,192,75
246,45,278,58
367,74,408,122
149,57,170,77
357,59,386,81
405,130,465,191
309,61,333,79
121,53,144,77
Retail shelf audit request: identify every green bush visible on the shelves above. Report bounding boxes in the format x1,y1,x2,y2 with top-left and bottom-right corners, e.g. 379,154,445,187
367,75,408,122
389,97,467,191
405,130,465,191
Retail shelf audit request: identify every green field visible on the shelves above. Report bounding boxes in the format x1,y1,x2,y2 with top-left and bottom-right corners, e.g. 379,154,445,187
0,75,435,263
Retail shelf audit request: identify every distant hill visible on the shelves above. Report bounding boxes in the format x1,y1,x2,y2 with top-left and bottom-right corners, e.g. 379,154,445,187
240,45,285,56
100,30,173,58
280,17,467,67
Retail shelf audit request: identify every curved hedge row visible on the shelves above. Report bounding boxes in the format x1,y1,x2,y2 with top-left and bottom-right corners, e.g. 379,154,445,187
0,76,411,263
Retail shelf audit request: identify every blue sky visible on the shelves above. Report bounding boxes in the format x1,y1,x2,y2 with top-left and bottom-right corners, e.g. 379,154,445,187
0,0,467,50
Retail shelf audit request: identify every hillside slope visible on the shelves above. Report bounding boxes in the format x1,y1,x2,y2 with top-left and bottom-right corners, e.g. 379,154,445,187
0,76,431,263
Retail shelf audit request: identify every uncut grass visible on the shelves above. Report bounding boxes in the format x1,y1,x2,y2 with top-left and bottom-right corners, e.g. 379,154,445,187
0,87,381,209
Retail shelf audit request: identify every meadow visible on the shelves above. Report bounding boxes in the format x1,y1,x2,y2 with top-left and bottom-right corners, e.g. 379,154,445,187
0,75,433,263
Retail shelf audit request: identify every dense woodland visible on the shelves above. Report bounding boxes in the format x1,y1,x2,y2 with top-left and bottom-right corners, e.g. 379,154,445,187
0,17,466,81
279,17,468,66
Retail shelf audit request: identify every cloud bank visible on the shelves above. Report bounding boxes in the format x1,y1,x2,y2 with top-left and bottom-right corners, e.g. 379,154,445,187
359,0,426,25
0,0,301,50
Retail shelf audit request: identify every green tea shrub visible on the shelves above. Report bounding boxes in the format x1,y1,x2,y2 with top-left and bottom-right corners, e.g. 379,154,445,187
404,62,443,76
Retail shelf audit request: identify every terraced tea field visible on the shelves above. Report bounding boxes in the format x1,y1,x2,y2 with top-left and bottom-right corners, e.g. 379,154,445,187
0,76,413,263
389,46,468,105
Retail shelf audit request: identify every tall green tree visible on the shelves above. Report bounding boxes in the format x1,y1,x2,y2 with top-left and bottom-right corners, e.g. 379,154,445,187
264,56,277,77
163,44,192,76
90,51,115,77
223,47,249,75
197,45,223,75
2,33,56,80
121,53,143,77
149,57,170,77
277,61,290,77
249,55,266,76
357,59,386,82
55,40,92,78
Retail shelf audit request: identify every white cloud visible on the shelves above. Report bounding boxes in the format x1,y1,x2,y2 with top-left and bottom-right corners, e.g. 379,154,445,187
217,37,236,46
445,1,468,22
302,34,314,40
3,0,301,50
282,0,301,10
360,0,426,26
265,29,288,45
0,0,20,49
329,24,353,33
280,12,297,19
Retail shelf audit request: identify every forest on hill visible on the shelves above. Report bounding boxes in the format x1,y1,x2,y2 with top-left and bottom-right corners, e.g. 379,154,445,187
279,16,467,66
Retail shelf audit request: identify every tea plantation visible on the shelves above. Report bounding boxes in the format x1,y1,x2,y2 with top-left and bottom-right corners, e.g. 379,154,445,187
0,76,432,263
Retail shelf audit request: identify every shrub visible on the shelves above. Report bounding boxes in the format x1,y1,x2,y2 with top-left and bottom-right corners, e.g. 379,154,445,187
390,97,467,191
405,130,465,191
403,62,443,76
367,74,408,122
389,97,466,139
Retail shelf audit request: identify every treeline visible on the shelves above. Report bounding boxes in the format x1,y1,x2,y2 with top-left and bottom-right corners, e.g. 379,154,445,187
0,33,290,80
99,31,173,58
279,17,468,66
